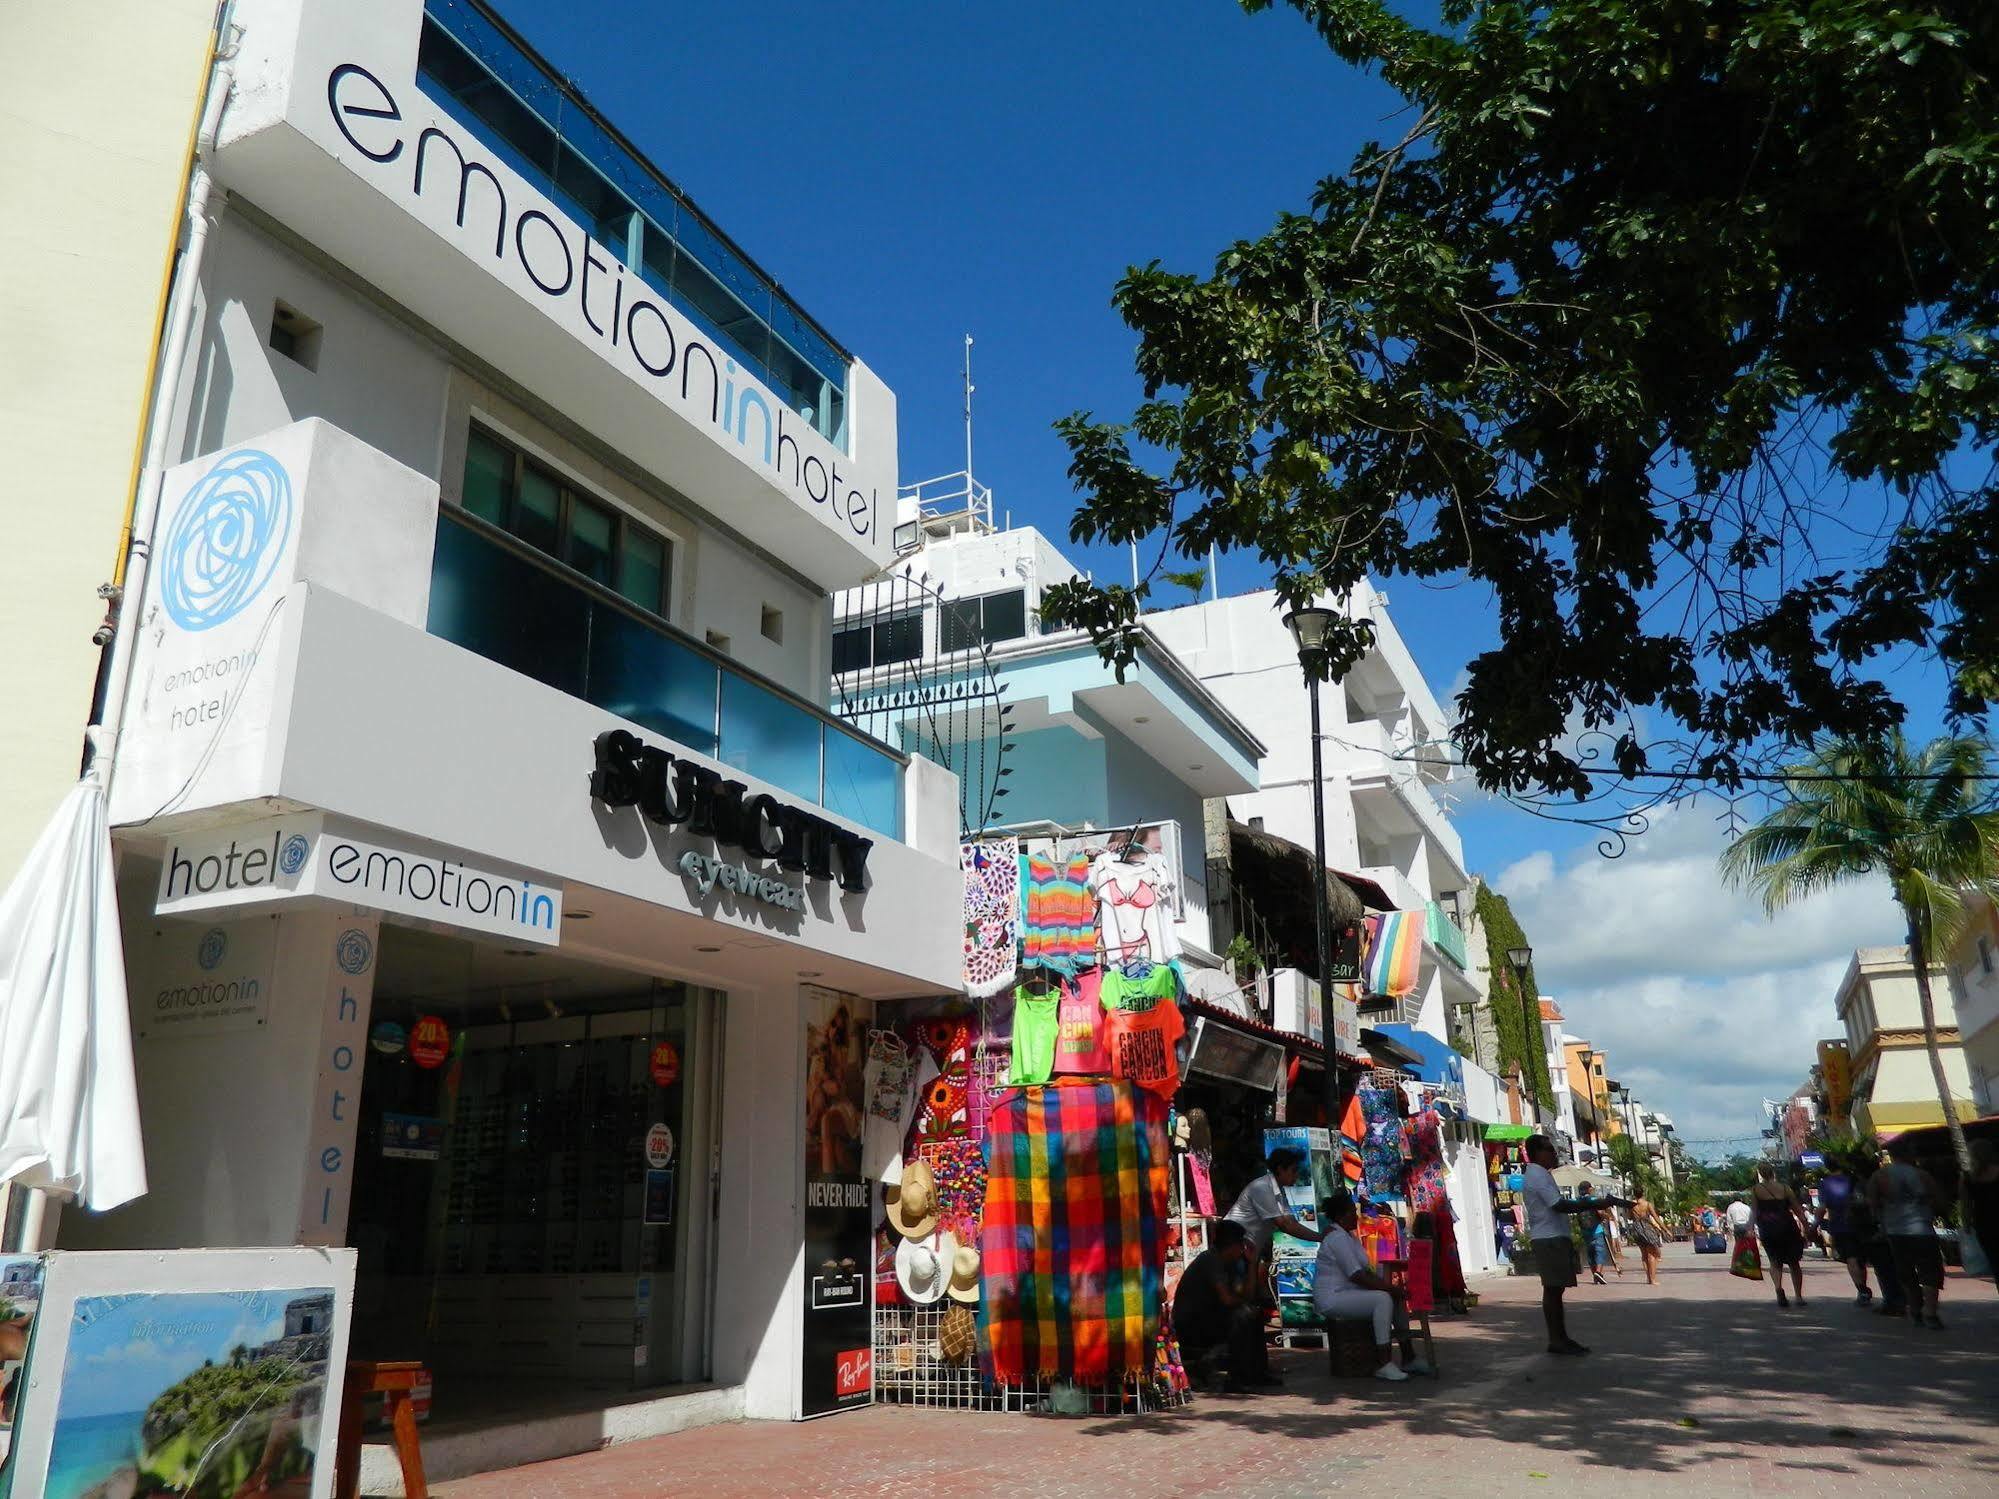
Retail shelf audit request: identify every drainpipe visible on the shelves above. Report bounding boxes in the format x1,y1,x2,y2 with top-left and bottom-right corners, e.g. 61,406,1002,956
17,22,238,1257
88,26,239,794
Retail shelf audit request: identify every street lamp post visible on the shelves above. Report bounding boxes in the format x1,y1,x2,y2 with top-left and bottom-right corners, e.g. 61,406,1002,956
1284,604,1342,1128
1506,944,1534,1127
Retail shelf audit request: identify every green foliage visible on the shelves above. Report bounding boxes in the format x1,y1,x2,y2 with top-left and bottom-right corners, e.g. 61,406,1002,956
1722,731,1999,1172
1041,0,1999,795
1224,930,1262,979
140,1358,317,1498
1473,884,1552,1108
1161,567,1211,604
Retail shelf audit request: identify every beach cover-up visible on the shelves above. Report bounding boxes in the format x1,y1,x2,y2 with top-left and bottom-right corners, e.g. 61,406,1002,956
981,1080,1169,1383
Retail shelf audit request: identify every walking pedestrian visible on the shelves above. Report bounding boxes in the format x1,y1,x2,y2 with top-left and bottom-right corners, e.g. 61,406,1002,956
1628,1190,1666,1285
1751,1162,1811,1308
1583,1200,1617,1285
1869,1137,1947,1329
1817,1157,1872,1304
1523,1135,1628,1356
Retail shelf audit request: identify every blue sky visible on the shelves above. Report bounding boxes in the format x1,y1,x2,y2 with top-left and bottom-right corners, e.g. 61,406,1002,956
496,0,1961,1148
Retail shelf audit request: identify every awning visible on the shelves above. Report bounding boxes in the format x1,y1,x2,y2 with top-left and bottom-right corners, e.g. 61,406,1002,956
1359,1026,1425,1070
1226,820,1377,931
1370,1022,1464,1089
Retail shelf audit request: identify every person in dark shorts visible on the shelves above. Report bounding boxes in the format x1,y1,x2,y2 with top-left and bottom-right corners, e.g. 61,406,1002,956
1751,1162,1811,1308
1869,1137,1946,1329
1523,1135,1628,1355
1171,1221,1269,1391
1816,1161,1873,1304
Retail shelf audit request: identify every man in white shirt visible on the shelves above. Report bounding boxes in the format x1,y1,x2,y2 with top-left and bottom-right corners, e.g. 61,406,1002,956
1313,1189,1432,1381
1524,1135,1628,1356
1224,1148,1324,1257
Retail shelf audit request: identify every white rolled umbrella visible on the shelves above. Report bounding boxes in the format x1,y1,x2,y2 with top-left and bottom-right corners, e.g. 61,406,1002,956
0,775,146,1212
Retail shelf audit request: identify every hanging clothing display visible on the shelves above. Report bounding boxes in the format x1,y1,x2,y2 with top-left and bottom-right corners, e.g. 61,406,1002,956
919,1134,988,1245
1099,961,1181,1011
1006,989,1060,1087
1362,910,1422,999
981,1079,1170,1384
1403,1109,1451,1216
861,1030,919,1183
962,839,1022,998
1356,1082,1406,1202
1051,972,1110,1075
1101,998,1187,1099
1021,849,1098,970
1090,850,1180,966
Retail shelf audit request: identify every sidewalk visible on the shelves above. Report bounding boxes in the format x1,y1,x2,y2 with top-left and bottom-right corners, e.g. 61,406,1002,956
429,1245,1999,1497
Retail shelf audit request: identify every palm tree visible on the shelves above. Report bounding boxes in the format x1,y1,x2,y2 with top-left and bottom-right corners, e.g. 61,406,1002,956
1721,732,1999,1175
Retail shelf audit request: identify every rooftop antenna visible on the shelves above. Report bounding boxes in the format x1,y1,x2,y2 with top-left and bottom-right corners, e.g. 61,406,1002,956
963,334,975,487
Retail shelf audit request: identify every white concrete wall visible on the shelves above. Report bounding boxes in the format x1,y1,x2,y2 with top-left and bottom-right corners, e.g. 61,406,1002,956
62,873,379,1252
0,0,217,888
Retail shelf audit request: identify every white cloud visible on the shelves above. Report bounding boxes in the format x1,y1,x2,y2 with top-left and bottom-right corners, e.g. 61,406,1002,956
1500,802,1905,1153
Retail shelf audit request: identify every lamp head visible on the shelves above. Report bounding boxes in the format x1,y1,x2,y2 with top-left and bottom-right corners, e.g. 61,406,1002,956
1505,945,1533,972
1283,604,1337,657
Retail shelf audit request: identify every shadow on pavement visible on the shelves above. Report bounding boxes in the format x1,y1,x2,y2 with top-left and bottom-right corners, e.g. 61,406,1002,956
1076,1251,1999,1481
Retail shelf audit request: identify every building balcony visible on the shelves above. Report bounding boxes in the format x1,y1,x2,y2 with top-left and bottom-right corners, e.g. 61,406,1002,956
430,509,903,837
214,0,896,586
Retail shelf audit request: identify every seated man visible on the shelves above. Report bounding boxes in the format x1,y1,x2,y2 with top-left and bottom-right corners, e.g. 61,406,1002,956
1313,1189,1433,1382
1171,1220,1271,1392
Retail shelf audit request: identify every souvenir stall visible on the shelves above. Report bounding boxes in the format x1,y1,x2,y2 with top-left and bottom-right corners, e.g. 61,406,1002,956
1333,1037,1473,1315
867,829,1195,1414
1484,1124,1538,1271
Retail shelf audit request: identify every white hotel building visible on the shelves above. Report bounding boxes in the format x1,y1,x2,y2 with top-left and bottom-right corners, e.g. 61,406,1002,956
34,0,961,1472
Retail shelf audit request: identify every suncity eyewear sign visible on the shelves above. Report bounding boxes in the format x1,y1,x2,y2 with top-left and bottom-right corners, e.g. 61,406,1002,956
591,729,873,910
155,813,563,945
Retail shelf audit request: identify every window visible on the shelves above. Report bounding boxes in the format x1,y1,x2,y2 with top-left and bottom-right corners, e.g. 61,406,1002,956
939,590,1028,653
832,612,922,674
760,605,784,645
458,425,672,617
269,302,322,370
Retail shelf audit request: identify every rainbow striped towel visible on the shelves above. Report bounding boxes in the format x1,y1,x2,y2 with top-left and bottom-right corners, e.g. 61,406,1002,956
1364,911,1422,998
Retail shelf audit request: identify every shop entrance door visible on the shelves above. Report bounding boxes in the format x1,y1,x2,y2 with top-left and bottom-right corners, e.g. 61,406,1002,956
346,928,722,1418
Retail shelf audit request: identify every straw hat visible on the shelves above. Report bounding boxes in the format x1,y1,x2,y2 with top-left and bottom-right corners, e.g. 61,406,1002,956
885,1158,940,1240
938,1302,976,1365
945,1241,981,1304
894,1233,948,1305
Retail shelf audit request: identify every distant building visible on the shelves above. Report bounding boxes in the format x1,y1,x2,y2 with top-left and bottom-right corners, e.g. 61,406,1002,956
1942,892,1999,1116
1833,946,1977,1134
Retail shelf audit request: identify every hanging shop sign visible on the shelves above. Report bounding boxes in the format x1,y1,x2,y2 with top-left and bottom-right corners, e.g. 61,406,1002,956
799,985,872,1417
591,728,874,901
409,1014,451,1070
154,811,563,945
650,1041,681,1088
1329,923,1363,986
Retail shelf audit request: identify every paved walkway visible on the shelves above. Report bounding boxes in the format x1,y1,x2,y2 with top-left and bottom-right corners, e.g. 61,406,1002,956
432,1244,1999,1497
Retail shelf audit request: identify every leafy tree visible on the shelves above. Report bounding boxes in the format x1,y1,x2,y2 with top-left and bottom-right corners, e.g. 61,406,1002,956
1721,731,1999,1172
1042,0,1999,797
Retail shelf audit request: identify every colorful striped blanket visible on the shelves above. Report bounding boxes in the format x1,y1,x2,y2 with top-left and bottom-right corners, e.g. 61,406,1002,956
981,1080,1169,1384
1021,850,1097,970
1364,910,1422,998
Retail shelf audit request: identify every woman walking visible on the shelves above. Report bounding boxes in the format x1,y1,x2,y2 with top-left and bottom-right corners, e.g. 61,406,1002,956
1752,1163,1811,1308
1628,1190,1667,1285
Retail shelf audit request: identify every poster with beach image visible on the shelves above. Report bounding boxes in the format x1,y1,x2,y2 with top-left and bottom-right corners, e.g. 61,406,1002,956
0,1255,42,1433
46,1286,335,1499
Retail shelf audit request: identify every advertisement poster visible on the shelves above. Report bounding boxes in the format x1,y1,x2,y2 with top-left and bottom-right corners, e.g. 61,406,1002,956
1264,1127,1337,1306
800,985,872,1417
5,1248,355,1499
0,1256,42,1437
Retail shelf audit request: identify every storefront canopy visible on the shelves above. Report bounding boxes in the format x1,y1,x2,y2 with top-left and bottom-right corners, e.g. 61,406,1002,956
1358,1026,1425,1071
1370,1023,1464,1090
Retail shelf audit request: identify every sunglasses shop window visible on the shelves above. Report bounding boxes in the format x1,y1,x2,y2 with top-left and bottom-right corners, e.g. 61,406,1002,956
345,927,721,1418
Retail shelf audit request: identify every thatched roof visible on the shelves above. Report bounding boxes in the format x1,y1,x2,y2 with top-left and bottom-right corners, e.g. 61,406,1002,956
1227,819,1384,933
